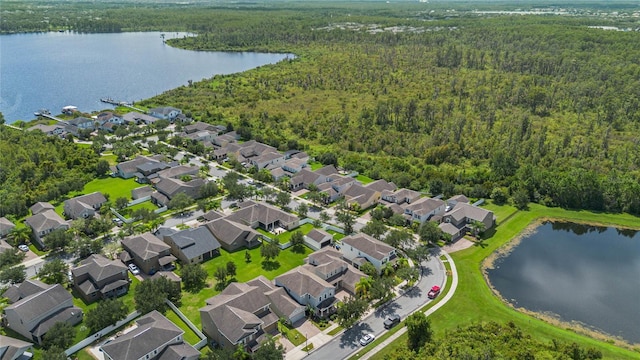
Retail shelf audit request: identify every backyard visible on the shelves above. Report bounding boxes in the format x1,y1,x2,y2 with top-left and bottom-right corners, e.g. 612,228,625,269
257,223,315,244
178,245,313,327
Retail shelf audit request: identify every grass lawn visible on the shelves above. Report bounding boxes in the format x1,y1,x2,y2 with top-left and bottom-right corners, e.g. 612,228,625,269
309,161,323,171
327,230,345,241
164,309,203,346
480,200,519,224
126,200,158,214
371,204,640,359
257,223,315,244
179,245,313,327
83,177,141,201
355,174,374,184
278,322,307,346
101,152,118,166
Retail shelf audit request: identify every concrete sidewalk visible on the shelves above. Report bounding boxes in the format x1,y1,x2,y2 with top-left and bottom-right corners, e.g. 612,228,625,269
286,323,341,360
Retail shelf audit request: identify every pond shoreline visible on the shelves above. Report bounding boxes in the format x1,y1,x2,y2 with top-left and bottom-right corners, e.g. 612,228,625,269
481,217,640,350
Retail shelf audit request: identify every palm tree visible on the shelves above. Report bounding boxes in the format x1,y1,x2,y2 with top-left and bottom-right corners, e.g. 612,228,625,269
9,227,32,247
470,220,486,238
355,277,374,300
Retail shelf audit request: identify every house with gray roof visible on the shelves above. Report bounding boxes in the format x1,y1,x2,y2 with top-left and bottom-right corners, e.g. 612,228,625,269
365,179,397,193
131,185,154,200
96,111,124,126
63,192,107,219
275,266,337,318
66,116,95,130
122,111,158,125
341,233,397,272
161,226,221,264
148,106,182,121
4,284,82,345
0,335,33,360
71,254,130,303
304,247,366,295
443,202,495,235
0,217,15,238
156,177,205,201
29,202,54,215
343,183,380,210
200,276,304,351
381,188,421,205
116,155,165,179
0,239,13,255
184,121,218,134
228,201,299,231
438,222,464,242
203,218,261,252
304,228,333,251
101,310,199,360
404,197,446,223
2,280,50,304
121,232,174,275
24,210,68,248
156,164,199,180
446,194,470,207
27,124,66,137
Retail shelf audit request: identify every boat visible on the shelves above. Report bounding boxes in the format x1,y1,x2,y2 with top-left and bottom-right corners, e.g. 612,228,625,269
62,105,78,114
34,109,50,116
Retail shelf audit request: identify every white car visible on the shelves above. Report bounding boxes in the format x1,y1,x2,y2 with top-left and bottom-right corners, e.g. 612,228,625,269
359,333,375,346
128,263,140,275
18,244,29,252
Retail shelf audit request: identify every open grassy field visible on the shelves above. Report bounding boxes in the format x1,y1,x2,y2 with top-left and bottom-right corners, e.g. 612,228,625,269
371,204,640,359
83,177,141,201
355,174,374,184
179,245,313,327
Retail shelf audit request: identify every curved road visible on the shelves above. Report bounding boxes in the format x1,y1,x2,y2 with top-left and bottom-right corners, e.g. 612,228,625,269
305,249,449,360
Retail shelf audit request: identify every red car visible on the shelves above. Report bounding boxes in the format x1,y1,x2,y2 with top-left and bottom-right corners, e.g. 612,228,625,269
428,285,441,299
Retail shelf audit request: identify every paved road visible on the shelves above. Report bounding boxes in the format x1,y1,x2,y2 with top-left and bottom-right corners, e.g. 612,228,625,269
305,251,446,360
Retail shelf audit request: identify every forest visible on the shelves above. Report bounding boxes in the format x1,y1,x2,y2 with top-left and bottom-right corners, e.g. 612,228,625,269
2,1,640,216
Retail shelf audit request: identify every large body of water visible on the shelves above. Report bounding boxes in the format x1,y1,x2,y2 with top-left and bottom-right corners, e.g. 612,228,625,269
487,221,640,344
0,32,290,123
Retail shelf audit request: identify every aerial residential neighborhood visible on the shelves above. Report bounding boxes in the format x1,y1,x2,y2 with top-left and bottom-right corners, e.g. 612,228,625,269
0,102,497,360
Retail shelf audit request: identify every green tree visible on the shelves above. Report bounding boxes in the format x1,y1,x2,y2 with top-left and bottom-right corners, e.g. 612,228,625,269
418,221,443,244
275,191,291,209
260,241,280,262
491,187,508,206
359,262,378,277
44,228,73,252
245,250,252,263
169,192,194,215
96,159,111,177
200,181,219,198
512,188,530,210
134,276,181,314
182,263,208,292
384,229,412,249
42,346,67,360
214,265,228,289
0,265,26,284
336,209,355,234
85,298,129,333
361,219,386,240
336,296,368,329
296,203,308,218
252,337,285,360
405,312,432,352
290,231,305,253
226,261,237,278
115,196,129,210
0,248,25,270
38,258,69,285
43,321,76,350
8,226,32,247
469,220,486,237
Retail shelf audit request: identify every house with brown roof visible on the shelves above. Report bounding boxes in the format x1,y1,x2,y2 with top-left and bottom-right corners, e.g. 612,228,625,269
341,233,397,272
3,284,83,345
0,217,15,238
203,218,261,252
404,197,446,223
121,232,175,275
101,310,199,360
304,247,366,295
443,202,495,235
24,210,68,248
71,254,130,303
227,201,299,231
275,267,337,318
63,192,107,219
0,335,33,360
304,228,333,250
200,276,304,351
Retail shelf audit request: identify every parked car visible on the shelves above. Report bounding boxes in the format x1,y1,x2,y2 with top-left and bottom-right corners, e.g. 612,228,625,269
18,244,29,252
384,314,401,329
359,333,375,346
428,285,441,299
128,263,140,275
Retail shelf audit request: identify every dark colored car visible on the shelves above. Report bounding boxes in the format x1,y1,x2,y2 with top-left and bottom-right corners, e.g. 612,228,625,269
428,285,441,299
384,314,401,329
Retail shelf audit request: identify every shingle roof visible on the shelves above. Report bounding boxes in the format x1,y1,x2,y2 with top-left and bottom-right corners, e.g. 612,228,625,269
101,310,188,360
2,280,50,304
5,284,74,329
117,156,161,175
203,218,259,248
438,222,462,236
72,254,127,284
227,201,298,228
156,165,199,180
24,210,67,234
275,266,333,299
0,217,15,234
447,202,493,223
0,335,32,360
315,165,339,177
122,232,170,261
305,229,332,243
158,342,201,360
405,197,445,216
291,169,321,187
365,179,397,192
29,202,54,215
122,111,158,124
131,186,154,199
342,233,395,261
163,226,220,261
0,239,12,254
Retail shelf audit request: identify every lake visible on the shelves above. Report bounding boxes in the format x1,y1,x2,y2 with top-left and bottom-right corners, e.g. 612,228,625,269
487,221,640,344
0,32,291,123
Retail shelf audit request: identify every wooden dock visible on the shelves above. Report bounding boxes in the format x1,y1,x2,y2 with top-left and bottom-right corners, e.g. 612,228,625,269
40,113,67,124
101,98,147,113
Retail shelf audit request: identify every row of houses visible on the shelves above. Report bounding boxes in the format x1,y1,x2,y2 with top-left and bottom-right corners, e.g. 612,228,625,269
200,232,396,351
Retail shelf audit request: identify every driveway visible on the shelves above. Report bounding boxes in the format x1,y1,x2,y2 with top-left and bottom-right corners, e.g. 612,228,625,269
303,250,446,360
